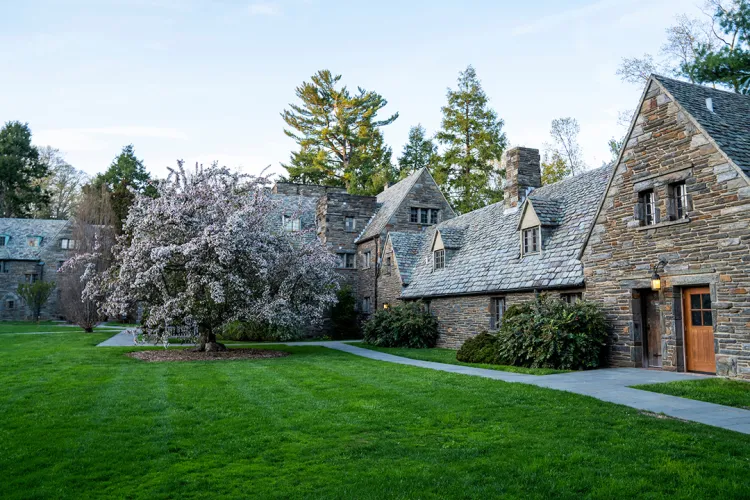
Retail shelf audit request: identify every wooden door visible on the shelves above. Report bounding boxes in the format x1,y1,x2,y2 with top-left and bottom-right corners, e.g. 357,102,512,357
642,291,662,368
683,287,716,373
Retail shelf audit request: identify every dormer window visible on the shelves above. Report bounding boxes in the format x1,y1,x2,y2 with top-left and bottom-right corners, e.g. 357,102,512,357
522,227,540,255
282,215,301,232
26,236,42,247
433,249,445,270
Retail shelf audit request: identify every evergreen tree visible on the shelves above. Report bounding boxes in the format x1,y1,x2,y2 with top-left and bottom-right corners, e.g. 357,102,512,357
281,70,399,195
434,66,507,214
397,124,437,177
91,144,154,233
0,121,48,217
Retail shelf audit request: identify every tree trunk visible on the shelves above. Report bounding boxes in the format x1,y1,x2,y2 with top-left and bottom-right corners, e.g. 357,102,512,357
194,330,226,352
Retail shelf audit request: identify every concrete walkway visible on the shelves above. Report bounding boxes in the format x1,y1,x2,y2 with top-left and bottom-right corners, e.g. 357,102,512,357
96,329,136,346
98,334,750,434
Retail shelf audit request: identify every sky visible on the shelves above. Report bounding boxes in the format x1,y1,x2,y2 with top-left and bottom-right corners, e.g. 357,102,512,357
1,0,707,181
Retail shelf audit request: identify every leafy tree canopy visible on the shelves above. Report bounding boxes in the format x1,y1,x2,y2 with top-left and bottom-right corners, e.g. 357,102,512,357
397,124,437,178
541,152,570,185
434,65,507,214
281,70,398,195
0,121,48,218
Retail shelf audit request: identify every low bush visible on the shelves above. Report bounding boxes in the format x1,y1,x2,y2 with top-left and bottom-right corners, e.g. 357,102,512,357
456,296,608,370
362,302,438,348
495,296,608,370
329,286,360,339
456,332,502,364
220,321,298,342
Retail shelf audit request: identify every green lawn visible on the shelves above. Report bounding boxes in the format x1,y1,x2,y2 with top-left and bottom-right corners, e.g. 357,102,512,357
349,342,567,375
1,333,749,498
0,321,119,334
633,378,750,410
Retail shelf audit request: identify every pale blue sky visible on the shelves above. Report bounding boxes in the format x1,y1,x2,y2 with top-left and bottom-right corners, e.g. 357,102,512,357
1,0,702,180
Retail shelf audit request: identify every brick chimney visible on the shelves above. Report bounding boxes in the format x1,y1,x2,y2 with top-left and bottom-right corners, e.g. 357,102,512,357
503,147,541,210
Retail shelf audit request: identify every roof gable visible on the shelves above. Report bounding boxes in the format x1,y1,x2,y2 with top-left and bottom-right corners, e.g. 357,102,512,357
386,231,429,285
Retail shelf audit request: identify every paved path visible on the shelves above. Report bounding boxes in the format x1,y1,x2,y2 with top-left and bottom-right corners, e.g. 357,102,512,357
97,329,136,346
98,334,750,434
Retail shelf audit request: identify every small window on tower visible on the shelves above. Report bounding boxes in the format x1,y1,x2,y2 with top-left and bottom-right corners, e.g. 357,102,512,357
345,217,356,232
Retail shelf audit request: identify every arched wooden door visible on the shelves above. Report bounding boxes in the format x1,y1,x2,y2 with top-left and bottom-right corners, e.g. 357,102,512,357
682,287,715,373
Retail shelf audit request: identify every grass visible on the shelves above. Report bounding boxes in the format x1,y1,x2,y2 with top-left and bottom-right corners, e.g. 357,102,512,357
0,321,118,335
1,332,749,499
349,342,567,375
633,378,750,410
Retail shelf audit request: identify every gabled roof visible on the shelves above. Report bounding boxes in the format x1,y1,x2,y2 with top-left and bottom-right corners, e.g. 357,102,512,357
386,231,429,285
654,75,750,176
436,227,466,249
401,165,612,299
0,218,71,261
355,168,426,243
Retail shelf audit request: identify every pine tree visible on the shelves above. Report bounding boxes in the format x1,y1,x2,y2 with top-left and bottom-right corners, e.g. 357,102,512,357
281,70,399,195
91,144,154,233
0,121,48,217
434,66,507,214
398,124,437,177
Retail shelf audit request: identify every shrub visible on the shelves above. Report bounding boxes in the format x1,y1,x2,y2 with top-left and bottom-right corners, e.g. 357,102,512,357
329,286,360,339
362,302,438,348
456,332,502,364
219,321,298,342
495,295,608,370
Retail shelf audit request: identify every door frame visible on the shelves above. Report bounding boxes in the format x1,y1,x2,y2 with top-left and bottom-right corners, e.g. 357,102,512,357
681,286,716,374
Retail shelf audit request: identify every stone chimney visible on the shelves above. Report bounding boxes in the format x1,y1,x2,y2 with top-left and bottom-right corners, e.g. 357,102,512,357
503,147,541,210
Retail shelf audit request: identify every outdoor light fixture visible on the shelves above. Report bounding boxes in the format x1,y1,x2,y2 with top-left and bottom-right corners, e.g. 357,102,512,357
650,259,666,291
383,303,389,310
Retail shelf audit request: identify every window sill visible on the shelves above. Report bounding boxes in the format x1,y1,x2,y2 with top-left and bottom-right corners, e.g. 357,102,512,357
635,218,690,231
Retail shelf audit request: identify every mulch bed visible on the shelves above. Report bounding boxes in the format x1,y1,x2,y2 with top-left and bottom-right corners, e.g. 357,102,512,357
127,348,290,362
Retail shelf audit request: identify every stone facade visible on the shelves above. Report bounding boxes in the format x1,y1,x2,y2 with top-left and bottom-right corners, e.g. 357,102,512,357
376,236,405,310
0,219,74,320
429,289,585,348
582,77,750,377
504,147,542,209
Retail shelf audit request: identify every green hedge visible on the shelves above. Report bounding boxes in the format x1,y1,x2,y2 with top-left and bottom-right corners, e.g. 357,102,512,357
457,296,608,370
362,302,438,348
220,321,297,342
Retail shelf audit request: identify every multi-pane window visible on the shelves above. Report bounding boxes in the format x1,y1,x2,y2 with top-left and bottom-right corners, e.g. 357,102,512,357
689,293,713,327
670,182,689,220
639,190,657,225
26,236,41,247
433,249,445,270
362,296,372,314
363,251,372,269
561,293,583,304
60,238,77,250
6,299,14,310
345,217,356,232
0,235,7,247
25,273,39,283
0,261,7,273
337,253,355,269
410,208,439,225
522,227,540,255
490,297,505,330
282,215,301,232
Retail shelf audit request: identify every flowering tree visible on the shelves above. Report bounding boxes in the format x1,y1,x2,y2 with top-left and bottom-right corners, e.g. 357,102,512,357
81,162,338,351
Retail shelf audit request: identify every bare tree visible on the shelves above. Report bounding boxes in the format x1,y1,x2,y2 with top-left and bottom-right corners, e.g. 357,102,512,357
35,146,88,219
546,118,586,177
663,14,719,79
58,185,116,331
616,54,661,85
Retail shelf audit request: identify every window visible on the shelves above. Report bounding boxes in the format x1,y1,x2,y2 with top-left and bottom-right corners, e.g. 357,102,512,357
522,227,540,255
282,215,301,232
430,209,439,225
638,190,657,226
362,296,372,314
26,236,42,247
6,299,14,310
60,238,77,250
669,182,689,220
561,293,583,304
0,235,7,247
25,273,39,283
433,249,445,270
363,251,372,269
689,293,713,327
385,254,392,275
411,208,439,225
0,261,7,273
337,253,355,269
490,297,505,330
345,216,356,232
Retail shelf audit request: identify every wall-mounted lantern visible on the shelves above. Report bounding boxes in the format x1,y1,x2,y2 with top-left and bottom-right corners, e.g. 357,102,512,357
650,259,666,291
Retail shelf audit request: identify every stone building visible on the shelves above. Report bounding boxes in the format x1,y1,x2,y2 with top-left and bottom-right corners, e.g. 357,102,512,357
581,76,750,377
0,218,75,320
400,148,611,348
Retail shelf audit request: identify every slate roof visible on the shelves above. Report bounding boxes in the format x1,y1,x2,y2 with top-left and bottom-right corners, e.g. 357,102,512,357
355,169,425,242
0,218,71,261
526,196,564,226
654,75,750,175
387,231,429,285
401,165,612,299
437,227,466,248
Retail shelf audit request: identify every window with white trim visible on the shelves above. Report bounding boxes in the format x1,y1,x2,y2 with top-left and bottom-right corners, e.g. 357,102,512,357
638,190,657,226
60,238,77,250
669,182,689,220
26,236,42,247
522,227,540,255
363,251,372,269
433,249,445,270
561,292,583,304
0,235,8,247
282,215,301,232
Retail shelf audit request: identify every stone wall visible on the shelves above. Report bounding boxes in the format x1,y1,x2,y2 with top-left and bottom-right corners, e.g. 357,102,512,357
376,237,404,310
582,80,750,377
357,238,379,315
386,170,455,230
428,288,585,349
